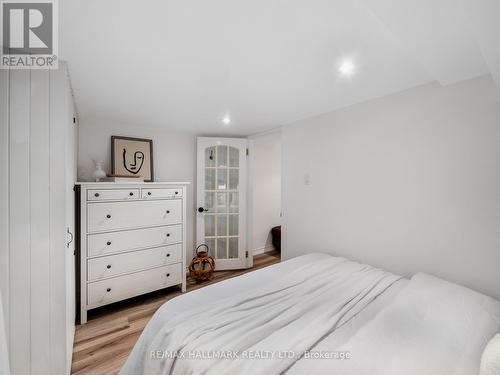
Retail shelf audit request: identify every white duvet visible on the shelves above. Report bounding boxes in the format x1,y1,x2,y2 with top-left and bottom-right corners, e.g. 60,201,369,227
121,254,500,375
288,272,500,375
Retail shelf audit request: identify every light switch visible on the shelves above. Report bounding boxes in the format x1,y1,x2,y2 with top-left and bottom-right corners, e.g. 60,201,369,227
303,173,311,186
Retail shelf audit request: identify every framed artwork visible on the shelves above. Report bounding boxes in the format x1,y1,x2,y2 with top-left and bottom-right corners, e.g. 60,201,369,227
111,136,154,181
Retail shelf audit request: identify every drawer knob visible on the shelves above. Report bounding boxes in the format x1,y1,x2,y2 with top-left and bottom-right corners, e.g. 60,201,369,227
106,214,111,219
106,241,111,246
106,288,111,292
166,233,170,237
166,253,170,257
106,264,111,269
175,191,179,195
166,210,170,214
147,192,152,196
166,273,170,277
94,193,100,197
129,192,134,196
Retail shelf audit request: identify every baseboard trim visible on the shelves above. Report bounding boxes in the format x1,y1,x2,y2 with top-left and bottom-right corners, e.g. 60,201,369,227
252,245,276,256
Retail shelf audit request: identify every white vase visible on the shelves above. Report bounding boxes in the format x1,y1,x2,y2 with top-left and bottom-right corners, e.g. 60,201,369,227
92,160,106,182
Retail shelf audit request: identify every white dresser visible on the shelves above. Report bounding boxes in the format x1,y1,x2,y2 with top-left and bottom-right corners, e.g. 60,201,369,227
75,182,189,324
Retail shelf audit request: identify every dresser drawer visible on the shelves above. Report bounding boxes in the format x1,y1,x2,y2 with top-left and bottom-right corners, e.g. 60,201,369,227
87,199,182,232
87,224,182,257
87,243,182,281
87,263,182,307
142,188,182,199
87,188,140,201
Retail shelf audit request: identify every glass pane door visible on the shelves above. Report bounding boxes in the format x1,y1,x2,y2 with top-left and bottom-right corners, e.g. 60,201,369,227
204,145,239,259
197,138,248,270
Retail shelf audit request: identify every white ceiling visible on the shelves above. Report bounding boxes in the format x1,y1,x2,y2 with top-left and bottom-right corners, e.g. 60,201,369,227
60,0,500,136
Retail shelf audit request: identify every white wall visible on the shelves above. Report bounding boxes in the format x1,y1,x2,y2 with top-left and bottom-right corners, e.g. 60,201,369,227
248,131,282,254
282,75,500,300
77,121,197,255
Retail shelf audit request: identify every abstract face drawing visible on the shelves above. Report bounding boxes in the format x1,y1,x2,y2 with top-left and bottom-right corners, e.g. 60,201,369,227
122,149,144,174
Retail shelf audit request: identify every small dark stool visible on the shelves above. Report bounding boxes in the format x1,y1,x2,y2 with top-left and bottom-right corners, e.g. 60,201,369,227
271,226,281,252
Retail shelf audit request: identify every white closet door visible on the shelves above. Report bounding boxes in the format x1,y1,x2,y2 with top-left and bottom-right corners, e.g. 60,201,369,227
30,68,51,375
0,66,10,374
49,64,74,375
65,78,77,372
0,61,75,375
9,69,32,375
0,290,10,375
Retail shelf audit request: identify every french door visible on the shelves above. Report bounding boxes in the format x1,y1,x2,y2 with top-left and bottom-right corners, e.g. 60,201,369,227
196,137,250,270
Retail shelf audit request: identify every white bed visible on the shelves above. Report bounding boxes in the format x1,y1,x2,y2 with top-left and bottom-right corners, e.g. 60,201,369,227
121,253,500,375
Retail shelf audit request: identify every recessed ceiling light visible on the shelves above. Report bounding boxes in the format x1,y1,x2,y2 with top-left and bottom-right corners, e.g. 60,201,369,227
339,60,355,77
222,114,231,125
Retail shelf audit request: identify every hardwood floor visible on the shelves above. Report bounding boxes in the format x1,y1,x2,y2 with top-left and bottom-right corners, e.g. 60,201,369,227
71,251,281,375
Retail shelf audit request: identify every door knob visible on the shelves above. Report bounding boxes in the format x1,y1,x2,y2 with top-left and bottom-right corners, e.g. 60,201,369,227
66,228,73,248
198,207,208,213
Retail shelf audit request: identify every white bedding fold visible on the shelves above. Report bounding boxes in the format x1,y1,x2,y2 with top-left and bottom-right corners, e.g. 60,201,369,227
120,256,400,375
297,272,500,375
